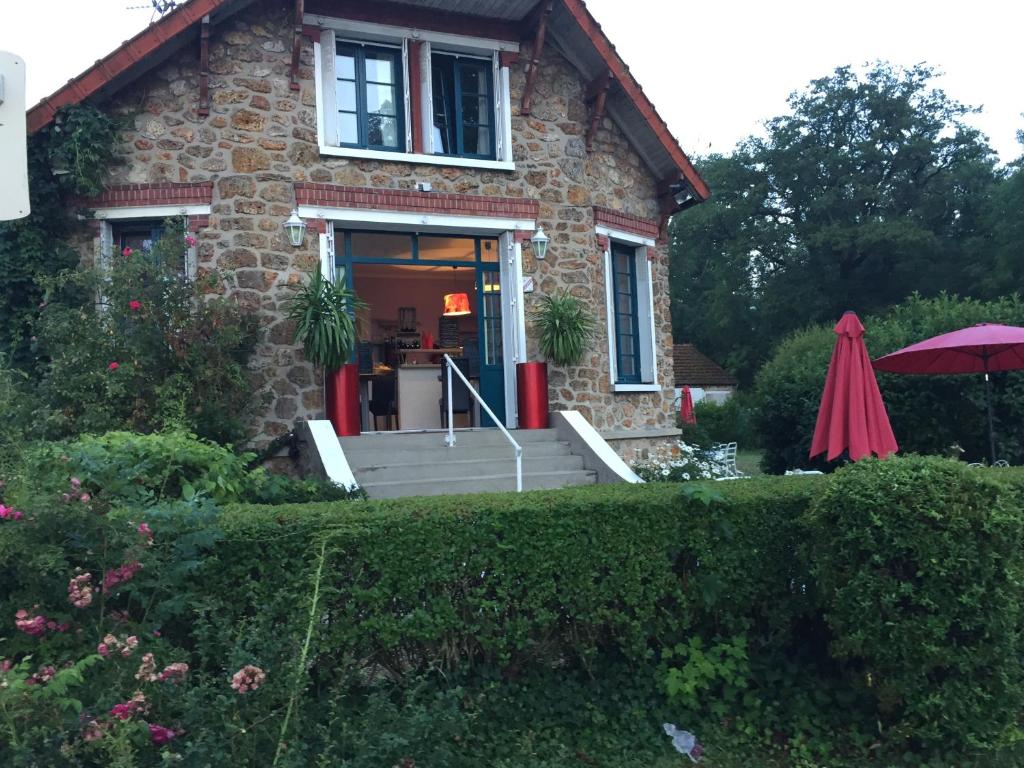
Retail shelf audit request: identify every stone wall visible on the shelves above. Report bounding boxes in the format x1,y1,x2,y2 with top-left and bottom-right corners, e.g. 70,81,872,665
93,0,677,445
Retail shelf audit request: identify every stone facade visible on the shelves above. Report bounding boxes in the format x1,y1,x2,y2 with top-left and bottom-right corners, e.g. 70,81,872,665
90,0,678,446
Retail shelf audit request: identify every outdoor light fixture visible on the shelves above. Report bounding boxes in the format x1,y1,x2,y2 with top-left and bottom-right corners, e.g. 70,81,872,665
442,292,471,317
670,181,695,207
283,210,306,247
530,226,549,260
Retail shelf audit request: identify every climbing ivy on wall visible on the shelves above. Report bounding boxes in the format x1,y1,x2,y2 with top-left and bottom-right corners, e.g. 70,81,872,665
0,105,119,369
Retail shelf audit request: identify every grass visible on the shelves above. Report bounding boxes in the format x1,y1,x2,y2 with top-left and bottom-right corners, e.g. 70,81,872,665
736,449,764,476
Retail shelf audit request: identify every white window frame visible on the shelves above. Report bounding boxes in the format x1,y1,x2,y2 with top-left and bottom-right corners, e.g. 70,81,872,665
94,204,208,279
598,225,661,393
311,16,517,171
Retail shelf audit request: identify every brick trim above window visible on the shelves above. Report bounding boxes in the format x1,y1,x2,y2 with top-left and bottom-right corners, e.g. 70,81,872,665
592,206,659,240
83,183,214,209
294,183,539,220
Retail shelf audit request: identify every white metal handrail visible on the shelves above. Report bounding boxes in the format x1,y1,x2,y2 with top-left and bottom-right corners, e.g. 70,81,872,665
442,354,523,492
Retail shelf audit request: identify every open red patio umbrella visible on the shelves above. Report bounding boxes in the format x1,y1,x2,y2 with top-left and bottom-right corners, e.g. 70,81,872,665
810,312,898,462
679,386,696,425
872,323,1024,463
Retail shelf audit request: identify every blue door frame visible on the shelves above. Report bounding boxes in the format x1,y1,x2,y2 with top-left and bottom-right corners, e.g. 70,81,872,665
335,230,506,428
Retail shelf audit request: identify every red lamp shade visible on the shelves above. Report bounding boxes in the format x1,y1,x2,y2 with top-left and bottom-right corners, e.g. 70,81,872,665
443,292,471,317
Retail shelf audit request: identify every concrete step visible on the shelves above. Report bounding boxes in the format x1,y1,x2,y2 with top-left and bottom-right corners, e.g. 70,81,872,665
353,454,585,483
359,469,598,499
343,441,573,469
340,428,559,452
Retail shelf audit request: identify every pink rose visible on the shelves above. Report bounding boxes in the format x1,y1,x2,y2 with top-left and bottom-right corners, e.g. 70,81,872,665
148,723,177,745
129,300,142,312
107,362,119,371
122,247,133,257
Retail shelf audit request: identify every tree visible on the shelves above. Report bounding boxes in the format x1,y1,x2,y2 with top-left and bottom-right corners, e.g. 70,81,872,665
670,63,998,383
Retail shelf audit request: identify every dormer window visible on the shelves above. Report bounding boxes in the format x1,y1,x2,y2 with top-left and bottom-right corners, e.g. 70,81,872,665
313,20,516,170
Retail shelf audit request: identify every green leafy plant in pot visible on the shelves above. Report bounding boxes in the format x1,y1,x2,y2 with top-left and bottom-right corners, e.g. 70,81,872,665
287,265,366,436
519,289,596,429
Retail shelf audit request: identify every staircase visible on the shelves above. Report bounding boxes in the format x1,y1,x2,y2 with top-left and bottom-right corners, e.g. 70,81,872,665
340,428,597,498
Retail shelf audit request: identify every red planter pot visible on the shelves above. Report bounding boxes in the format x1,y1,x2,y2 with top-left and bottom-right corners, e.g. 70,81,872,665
325,363,361,436
516,361,549,429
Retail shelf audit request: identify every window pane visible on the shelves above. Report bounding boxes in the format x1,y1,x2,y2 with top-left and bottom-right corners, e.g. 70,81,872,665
339,112,358,144
618,355,636,377
350,232,413,259
336,54,355,79
460,65,488,96
366,83,398,115
431,57,456,155
419,236,476,262
617,312,634,336
480,238,499,262
364,53,395,84
367,115,399,148
336,80,356,111
463,125,491,156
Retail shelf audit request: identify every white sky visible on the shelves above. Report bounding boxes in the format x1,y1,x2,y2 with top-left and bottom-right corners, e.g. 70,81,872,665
2,0,1022,163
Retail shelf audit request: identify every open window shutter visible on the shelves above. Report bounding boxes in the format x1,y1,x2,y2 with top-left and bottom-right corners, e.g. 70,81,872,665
420,42,434,153
402,39,412,152
492,51,504,161
635,248,656,383
319,29,338,146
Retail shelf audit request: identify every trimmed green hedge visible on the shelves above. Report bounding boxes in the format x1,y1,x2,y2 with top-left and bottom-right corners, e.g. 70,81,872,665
4,458,1024,765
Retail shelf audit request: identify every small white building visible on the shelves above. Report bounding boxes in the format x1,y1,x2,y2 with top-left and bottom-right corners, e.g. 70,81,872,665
672,344,738,406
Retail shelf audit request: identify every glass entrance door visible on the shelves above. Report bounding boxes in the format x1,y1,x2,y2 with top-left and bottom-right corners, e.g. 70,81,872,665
477,266,505,427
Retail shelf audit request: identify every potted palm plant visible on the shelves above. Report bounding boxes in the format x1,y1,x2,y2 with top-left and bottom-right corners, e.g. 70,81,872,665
287,265,366,436
520,289,596,429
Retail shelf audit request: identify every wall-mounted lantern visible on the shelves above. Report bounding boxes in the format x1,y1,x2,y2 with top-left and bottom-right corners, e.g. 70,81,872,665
283,210,307,247
530,226,549,260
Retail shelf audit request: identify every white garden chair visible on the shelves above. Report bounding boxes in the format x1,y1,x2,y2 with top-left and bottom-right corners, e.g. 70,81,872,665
710,442,746,480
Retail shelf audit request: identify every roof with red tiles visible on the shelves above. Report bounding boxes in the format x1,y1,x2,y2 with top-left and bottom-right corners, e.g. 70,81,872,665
673,344,738,387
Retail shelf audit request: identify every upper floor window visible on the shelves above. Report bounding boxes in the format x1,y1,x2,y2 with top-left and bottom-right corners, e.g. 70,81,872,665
431,53,495,160
335,42,404,151
315,24,515,169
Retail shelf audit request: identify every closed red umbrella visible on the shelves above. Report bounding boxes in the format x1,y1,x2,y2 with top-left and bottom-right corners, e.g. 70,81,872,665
679,386,696,425
873,323,1024,463
810,312,898,462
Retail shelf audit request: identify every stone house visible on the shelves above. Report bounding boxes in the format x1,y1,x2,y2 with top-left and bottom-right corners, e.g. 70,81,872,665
27,0,709,472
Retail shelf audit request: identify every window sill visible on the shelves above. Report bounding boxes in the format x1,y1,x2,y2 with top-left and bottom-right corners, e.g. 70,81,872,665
613,383,662,393
319,145,515,171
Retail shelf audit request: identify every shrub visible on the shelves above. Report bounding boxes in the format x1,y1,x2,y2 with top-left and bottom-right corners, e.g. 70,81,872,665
753,293,1024,472
32,220,261,444
17,430,255,506
680,395,759,449
9,430,360,510
808,456,1024,754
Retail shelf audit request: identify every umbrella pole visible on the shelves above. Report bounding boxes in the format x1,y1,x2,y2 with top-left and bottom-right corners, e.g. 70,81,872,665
985,372,997,464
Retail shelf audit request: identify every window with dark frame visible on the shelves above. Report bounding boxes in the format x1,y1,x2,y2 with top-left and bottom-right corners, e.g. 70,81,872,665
431,53,495,159
335,42,404,151
611,241,642,384
111,220,194,277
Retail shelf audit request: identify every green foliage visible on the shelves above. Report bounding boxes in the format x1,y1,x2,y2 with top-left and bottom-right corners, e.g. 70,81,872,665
753,293,1024,472
808,456,1024,753
670,62,999,384
32,220,261,444
286,265,365,370
0,358,36,482
0,105,118,367
681,395,760,449
531,288,596,366
17,431,255,506
4,468,1024,765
